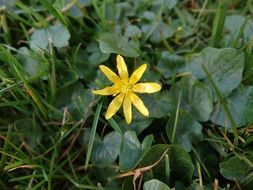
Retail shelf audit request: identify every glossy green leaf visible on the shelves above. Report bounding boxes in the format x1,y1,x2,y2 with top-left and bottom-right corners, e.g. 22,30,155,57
220,156,252,181
157,51,184,79
30,23,70,50
152,0,179,10
180,48,245,99
142,21,174,43
119,131,153,171
115,116,153,135
125,25,142,38
142,90,172,118
166,109,203,152
86,42,110,65
170,76,213,122
143,179,170,190
17,47,48,77
105,1,117,21
91,131,122,167
55,82,96,120
211,85,253,128
69,88,95,120
140,144,194,185
224,15,253,43
224,15,246,41
98,33,139,57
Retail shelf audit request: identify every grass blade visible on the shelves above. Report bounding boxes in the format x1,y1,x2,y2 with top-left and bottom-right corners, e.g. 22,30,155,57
39,0,68,26
85,101,103,170
209,1,228,47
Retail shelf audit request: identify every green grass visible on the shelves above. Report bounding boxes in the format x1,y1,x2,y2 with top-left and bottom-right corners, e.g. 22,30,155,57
1,0,253,189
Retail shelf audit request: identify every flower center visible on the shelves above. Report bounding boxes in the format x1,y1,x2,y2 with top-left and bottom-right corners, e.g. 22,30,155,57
121,83,132,94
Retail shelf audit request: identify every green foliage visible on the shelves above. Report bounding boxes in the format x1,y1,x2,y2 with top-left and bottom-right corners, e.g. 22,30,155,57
30,23,70,50
181,47,245,99
119,131,153,171
170,76,213,122
1,0,253,189
220,156,253,181
98,32,140,57
211,86,253,128
143,179,170,190
167,109,203,152
140,144,194,185
91,131,122,167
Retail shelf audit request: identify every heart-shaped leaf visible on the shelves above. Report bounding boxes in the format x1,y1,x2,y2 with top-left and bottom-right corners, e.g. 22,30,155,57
30,23,70,50
98,32,139,57
220,156,252,181
211,85,253,128
91,131,122,167
17,47,48,78
166,109,203,152
180,48,245,99
170,76,213,122
119,131,153,171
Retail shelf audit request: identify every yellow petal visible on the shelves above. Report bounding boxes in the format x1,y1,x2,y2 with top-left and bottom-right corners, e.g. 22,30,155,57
92,86,118,96
129,64,147,84
105,93,125,119
123,95,132,124
129,93,149,116
116,55,129,81
99,65,121,84
133,83,161,93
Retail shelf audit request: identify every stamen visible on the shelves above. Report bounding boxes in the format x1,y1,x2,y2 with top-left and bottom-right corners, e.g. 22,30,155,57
121,83,132,94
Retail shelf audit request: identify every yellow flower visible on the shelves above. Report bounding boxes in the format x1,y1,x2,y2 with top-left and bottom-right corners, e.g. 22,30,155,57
92,55,161,124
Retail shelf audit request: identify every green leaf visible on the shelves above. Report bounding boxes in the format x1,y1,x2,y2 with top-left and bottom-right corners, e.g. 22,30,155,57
166,109,203,152
224,15,246,42
140,144,194,185
105,1,117,21
30,23,70,50
211,86,253,128
15,119,42,149
54,83,96,120
142,90,172,118
143,179,170,190
119,131,153,171
17,47,48,77
164,0,178,9
220,156,252,181
152,0,179,10
69,88,95,120
86,42,110,65
114,116,153,135
157,51,184,79
142,21,174,44
170,76,213,122
0,0,15,10
91,131,122,167
98,32,139,57
180,48,245,99
224,15,253,43
125,25,142,38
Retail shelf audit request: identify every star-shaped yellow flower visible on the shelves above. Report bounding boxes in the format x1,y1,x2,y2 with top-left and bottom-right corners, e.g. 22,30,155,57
92,55,161,124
